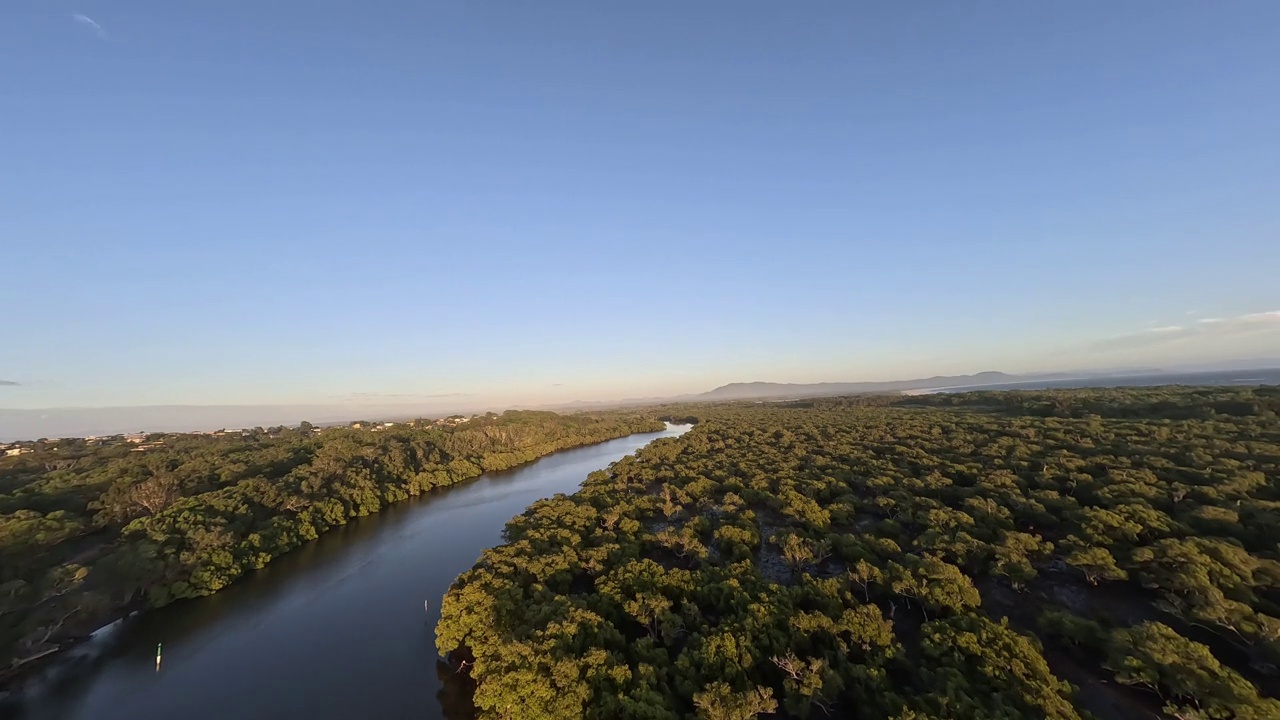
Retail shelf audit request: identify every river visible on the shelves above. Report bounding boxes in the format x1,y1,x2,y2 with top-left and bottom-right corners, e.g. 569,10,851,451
11,423,691,720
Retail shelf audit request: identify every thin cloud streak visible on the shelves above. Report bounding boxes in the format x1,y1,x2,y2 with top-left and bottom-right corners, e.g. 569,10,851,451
1091,310,1280,352
71,13,108,40
0,381,19,387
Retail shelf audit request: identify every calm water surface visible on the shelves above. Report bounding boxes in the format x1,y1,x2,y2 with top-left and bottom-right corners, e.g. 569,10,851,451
18,424,690,720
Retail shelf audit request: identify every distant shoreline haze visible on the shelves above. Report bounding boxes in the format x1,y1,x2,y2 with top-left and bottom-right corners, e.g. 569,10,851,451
2,366,1278,442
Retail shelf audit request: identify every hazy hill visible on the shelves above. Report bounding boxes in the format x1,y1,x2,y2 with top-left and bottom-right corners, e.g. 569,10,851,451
699,365,1280,402
700,371,1060,400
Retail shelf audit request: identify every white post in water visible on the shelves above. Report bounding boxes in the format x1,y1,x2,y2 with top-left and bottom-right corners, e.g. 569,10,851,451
155,642,162,672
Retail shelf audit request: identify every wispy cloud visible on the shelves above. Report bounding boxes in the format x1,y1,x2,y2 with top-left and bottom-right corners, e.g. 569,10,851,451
71,13,108,40
0,380,19,387
1091,310,1280,352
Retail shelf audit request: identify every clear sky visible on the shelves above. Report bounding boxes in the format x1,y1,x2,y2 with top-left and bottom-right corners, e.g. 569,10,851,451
2,2,1278,411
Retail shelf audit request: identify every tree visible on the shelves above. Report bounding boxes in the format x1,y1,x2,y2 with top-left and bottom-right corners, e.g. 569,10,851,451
914,615,1083,720
774,532,830,575
888,556,980,620
693,682,777,720
1065,546,1127,585
989,530,1053,590
848,559,882,602
1037,608,1104,652
772,652,841,716
1106,621,1280,719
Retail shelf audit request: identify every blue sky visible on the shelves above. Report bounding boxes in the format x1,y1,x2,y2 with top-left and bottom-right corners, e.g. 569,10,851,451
2,2,1278,410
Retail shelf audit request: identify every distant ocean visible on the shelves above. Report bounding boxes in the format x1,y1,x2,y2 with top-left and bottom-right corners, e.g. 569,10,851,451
932,368,1280,394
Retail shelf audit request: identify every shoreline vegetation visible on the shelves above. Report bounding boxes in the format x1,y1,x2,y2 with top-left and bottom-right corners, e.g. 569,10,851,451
436,386,1280,720
0,410,664,689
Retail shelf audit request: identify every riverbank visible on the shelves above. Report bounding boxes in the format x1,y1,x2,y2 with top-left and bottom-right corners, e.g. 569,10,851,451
0,594,149,706
0,412,663,697
6,424,690,720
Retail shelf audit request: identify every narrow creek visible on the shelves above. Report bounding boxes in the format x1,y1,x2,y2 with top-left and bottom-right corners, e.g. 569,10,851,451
12,423,691,720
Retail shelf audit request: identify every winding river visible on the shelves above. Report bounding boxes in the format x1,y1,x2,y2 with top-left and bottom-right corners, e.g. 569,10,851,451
12,423,691,720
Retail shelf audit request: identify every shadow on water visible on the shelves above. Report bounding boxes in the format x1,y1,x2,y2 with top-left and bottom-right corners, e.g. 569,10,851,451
7,424,690,720
436,660,479,720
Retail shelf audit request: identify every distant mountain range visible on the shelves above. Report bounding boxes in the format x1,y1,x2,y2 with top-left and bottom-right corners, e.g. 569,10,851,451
698,366,1280,402
700,371,1049,400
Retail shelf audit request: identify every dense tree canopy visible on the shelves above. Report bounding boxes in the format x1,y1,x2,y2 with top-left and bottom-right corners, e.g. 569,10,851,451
438,386,1280,720
0,411,662,677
